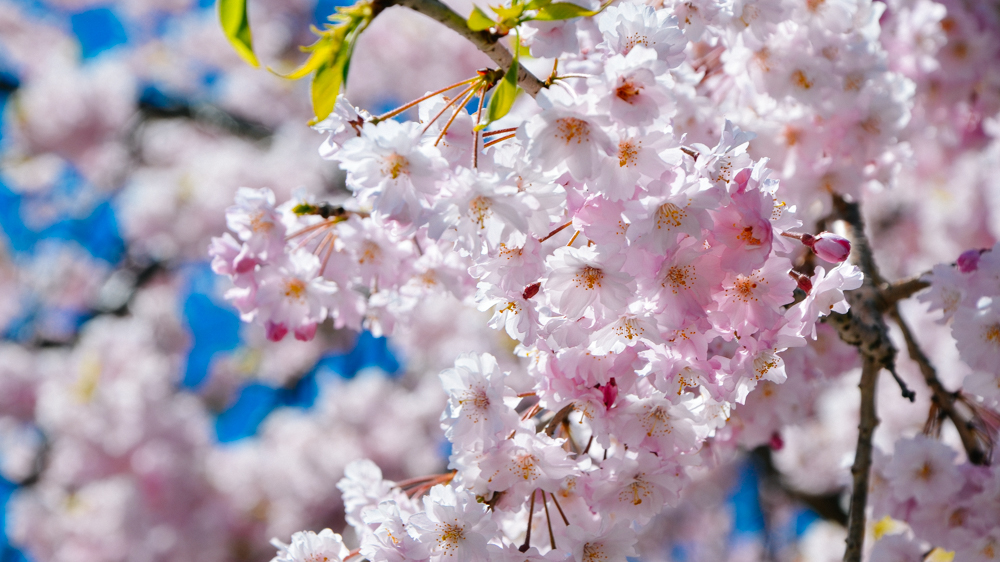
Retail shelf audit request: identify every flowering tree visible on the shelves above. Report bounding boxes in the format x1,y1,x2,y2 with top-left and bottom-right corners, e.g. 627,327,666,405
0,0,999,560
207,0,1000,560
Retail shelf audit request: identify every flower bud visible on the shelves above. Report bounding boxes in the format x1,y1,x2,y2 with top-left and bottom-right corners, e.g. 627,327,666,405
957,249,982,273
805,232,851,263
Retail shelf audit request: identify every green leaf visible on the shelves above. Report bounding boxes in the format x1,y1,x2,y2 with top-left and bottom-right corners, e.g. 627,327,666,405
467,5,495,31
219,0,259,67
310,29,354,121
532,1,596,20
491,2,524,21
486,43,521,124
273,32,342,80
523,0,552,10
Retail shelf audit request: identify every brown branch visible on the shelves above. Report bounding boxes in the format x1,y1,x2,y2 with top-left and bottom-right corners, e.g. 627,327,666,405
888,305,990,465
381,0,546,97
844,355,880,562
825,194,915,402
878,276,931,310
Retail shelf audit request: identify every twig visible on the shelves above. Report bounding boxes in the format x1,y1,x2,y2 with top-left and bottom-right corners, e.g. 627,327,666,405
844,356,880,562
381,0,545,96
878,275,931,310
824,194,915,402
888,305,990,465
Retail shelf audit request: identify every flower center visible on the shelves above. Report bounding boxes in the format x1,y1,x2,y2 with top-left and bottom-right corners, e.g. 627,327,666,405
436,522,465,552
792,69,813,90
575,266,604,290
555,117,591,145
469,196,492,228
983,323,1000,347
284,279,306,300
616,79,642,104
733,275,759,300
736,226,762,246
623,32,649,55
663,265,694,292
382,153,410,179
359,240,381,264
656,202,685,229
618,140,640,167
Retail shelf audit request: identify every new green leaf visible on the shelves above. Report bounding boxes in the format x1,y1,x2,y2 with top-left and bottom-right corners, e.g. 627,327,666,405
219,0,259,67
486,40,521,124
467,5,495,31
532,2,596,20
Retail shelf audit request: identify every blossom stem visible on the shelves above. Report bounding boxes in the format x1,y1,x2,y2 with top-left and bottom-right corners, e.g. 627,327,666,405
538,221,572,243
423,83,475,135
286,218,336,241
482,127,518,137
434,85,480,146
472,89,486,169
541,490,557,550
566,230,580,247
482,133,517,149
549,492,570,526
373,76,478,123
519,489,537,552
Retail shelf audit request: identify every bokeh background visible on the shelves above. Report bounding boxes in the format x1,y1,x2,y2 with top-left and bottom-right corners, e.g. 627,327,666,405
3,0,990,560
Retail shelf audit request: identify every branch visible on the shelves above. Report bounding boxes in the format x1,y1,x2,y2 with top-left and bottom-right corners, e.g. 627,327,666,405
878,275,930,310
825,194,915,402
888,305,990,465
844,355,880,562
382,0,546,97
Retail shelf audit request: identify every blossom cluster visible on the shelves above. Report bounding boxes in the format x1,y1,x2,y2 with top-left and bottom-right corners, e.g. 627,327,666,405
207,0,878,558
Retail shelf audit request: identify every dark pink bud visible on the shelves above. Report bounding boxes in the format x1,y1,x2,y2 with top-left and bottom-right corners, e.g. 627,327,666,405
957,249,982,273
789,270,812,294
294,322,317,341
601,378,618,410
807,232,851,263
522,282,541,300
265,321,288,342
769,431,784,451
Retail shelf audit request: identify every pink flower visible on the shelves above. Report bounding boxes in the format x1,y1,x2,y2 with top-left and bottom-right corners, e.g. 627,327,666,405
803,232,852,263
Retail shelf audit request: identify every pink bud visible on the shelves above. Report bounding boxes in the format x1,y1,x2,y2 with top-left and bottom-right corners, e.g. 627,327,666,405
957,249,982,273
769,431,784,451
807,232,851,263
265,321,288,342
601,378,618,410
789,270,813,294
294,322,317,341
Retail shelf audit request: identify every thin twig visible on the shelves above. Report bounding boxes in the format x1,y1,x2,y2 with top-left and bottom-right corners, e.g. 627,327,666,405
889,305,990,465
482,133,517,148
538,221,573,243
844,356,880,562
519,489,537,552
878,276,931,309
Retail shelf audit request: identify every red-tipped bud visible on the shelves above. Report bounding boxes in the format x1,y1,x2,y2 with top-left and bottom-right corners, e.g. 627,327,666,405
805,232,851,263
789,269,813,294
265,321,288,342
600,378,618,410
769,431,784,451
957,249,982,273
522,282,541,300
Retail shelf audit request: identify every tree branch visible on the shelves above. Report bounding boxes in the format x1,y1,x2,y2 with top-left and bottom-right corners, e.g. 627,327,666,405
844,355,880,562
888,305,990,465
382,0,546,97
878,276,930,310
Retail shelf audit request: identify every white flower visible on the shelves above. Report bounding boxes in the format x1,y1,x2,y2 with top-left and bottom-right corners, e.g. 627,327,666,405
270,529,350,562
